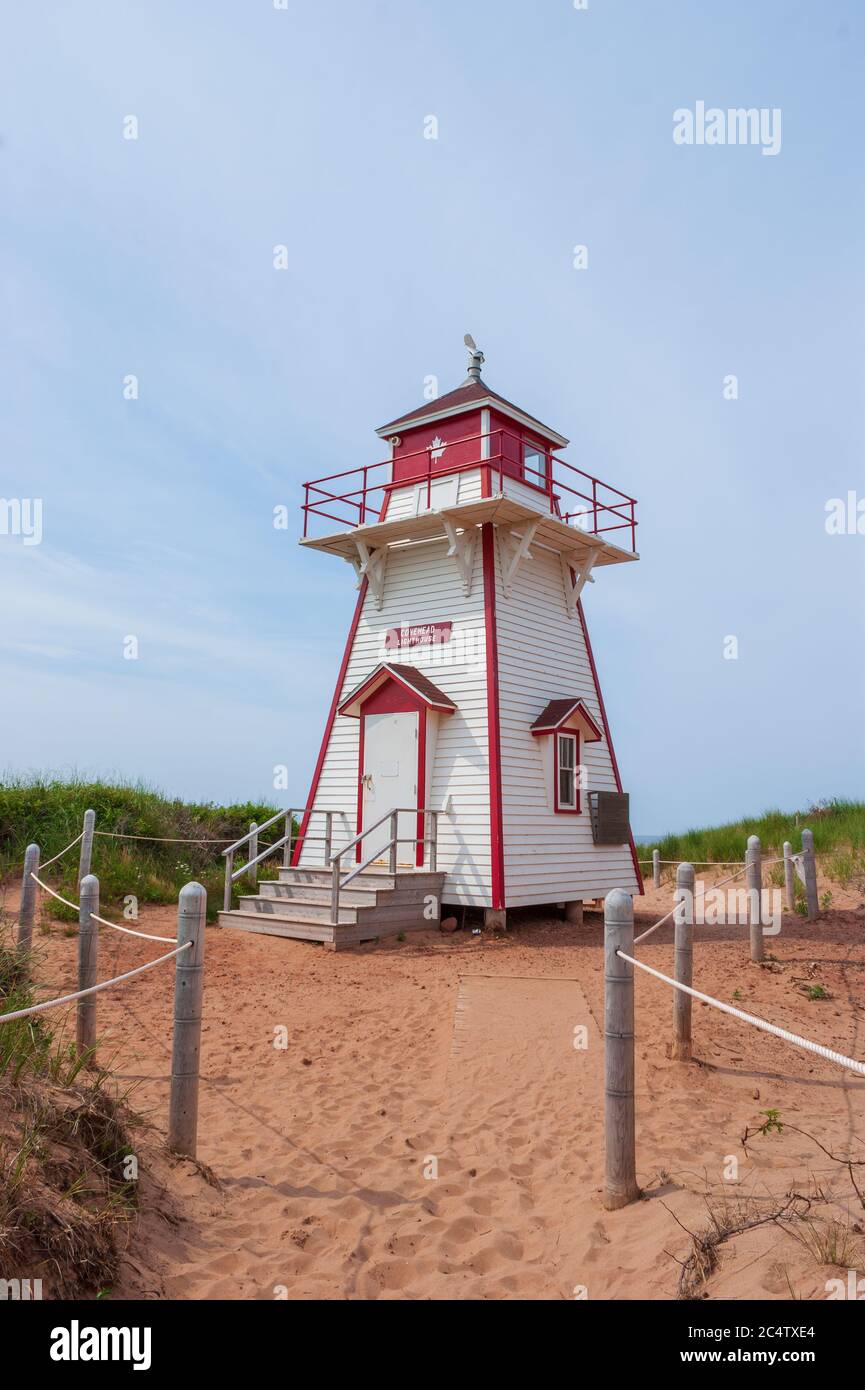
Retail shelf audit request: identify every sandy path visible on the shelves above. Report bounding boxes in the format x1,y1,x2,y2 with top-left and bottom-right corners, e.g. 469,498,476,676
15,878,865,1300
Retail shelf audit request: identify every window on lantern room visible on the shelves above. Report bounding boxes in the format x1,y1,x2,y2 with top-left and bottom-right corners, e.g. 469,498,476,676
523,440,548,488
557,732,579,810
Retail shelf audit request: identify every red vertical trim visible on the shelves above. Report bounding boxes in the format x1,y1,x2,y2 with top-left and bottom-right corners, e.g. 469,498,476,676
292,578,368,867
576,597,644,892
416,706,427,867
355,714,366,864
482,523,505,910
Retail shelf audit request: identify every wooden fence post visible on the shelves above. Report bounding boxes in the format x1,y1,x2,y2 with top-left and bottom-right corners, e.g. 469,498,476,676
168,881,207,1157
77,874,99,1061
801,829,819,922
78,809,95,887
17,843,40,955
746,834,763,963
247,822,258,884
652,849,660,889
282,811,293,868
603,888,640,1209
672,862,694,1061
783,840,795,913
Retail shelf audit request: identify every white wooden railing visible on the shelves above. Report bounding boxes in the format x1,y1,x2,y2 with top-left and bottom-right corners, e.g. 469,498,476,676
221,806,333,910
222,805,440,923
328,807,439,924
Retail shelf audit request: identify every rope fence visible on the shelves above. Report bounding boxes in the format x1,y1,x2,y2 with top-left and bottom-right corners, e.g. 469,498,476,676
39,831,84,870
635,855,790,947
617,948,865,1079
0,942,190,1024
29,868,179,946
91,912,178,945
638,858,745,866
641,837,820,920
603,827,855,1211
4,819,208,1158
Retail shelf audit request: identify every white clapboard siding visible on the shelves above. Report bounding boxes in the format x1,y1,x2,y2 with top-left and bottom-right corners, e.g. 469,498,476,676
300,534,493,906
500,474,556,514
495,534,639,905
382,469,484,522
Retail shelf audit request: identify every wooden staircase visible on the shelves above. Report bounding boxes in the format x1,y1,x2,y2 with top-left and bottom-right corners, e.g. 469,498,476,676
217,865,444,951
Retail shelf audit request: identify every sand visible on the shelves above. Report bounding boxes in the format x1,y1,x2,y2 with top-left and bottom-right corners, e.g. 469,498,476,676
15,874,865,1301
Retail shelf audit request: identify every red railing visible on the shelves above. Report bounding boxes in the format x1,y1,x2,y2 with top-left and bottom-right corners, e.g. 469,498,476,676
302,428,638,552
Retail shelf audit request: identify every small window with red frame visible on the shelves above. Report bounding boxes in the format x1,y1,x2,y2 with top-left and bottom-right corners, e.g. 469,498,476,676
556,731,579,811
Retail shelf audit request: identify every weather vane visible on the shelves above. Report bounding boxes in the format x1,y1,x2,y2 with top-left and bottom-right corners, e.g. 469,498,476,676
464,333,485,382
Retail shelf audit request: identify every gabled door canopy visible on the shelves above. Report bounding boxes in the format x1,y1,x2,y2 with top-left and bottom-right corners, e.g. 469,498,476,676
338,662,457,719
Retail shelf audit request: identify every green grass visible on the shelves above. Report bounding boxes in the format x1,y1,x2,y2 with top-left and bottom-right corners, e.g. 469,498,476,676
0,775,285,923
0,925,140,1298
640,799,865,879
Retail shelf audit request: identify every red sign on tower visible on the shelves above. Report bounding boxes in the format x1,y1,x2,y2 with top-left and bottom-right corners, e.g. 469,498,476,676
384,621,452,651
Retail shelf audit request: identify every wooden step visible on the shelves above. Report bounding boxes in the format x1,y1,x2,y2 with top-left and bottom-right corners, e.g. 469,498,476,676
218,868,445,949
217,909,440,949
278,866,396,889
237,895,361,924
217,911,344,942
236,893,443,926
277,866,444,891
259,879,442,909
258,880,379,907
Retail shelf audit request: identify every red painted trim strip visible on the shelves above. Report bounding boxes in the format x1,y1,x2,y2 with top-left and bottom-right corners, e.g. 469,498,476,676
293,578,367,867
481,523,505,910
576,597,644,892
355,712,366,864
416,706,427,868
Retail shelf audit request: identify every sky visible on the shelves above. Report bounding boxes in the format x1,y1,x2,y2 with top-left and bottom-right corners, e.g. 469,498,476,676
1,0,863,835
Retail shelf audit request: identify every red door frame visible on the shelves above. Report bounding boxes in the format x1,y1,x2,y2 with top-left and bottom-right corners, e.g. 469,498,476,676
355,679,427,866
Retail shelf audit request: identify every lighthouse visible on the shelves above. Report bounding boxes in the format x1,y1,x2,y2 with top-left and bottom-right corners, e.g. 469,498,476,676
219,340,642,948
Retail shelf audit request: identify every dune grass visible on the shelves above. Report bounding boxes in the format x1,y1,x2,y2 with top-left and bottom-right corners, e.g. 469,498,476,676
640,799,865,888
0,775,283,924
0,927,141,1297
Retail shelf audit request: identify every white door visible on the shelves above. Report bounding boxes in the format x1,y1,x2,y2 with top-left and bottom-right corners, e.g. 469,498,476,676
361,711,418,865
